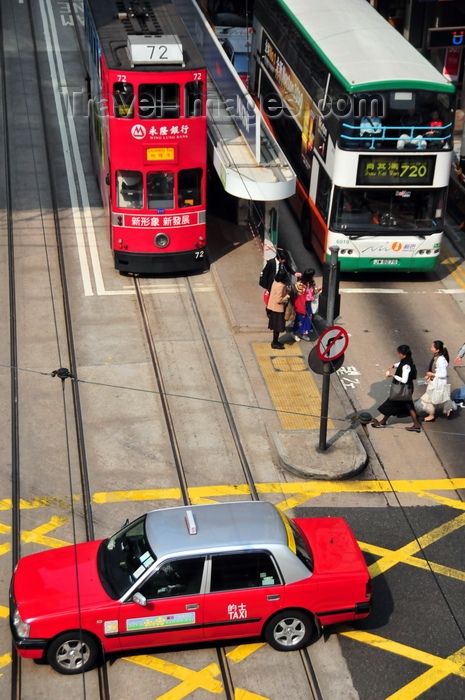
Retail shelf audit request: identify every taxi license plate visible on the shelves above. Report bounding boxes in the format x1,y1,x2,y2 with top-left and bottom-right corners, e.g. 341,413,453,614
373,259,398,265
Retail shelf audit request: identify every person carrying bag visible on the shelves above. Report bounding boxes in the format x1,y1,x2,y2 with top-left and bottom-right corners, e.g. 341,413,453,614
371,344,421,432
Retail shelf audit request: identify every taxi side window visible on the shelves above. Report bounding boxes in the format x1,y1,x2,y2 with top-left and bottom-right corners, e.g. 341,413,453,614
210,552,279,592
139,557,205,599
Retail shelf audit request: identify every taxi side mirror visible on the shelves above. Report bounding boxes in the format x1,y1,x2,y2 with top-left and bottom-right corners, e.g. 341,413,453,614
132,592,147,607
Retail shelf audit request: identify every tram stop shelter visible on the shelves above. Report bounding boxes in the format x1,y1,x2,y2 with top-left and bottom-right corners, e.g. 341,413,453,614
171,0,296,251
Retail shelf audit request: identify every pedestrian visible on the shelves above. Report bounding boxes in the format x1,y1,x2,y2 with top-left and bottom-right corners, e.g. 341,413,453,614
292,268,320,342
452,341,465,408
371,345,422,432
415,340,457,421
259,248,295,296
267,268,290,350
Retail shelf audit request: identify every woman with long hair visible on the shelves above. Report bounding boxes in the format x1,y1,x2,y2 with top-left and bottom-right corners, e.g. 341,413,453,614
372,344,421,432
415,340,457,422
267,268,290,350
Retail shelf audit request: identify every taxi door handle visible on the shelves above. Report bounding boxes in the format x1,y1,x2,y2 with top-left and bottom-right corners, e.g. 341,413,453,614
267,594,280,601
185,604,200,610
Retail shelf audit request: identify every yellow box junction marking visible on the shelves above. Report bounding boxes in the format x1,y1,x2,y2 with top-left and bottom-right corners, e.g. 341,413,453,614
252,342,333,430
337,627,465,699
125,653,268,699
440,243,465,288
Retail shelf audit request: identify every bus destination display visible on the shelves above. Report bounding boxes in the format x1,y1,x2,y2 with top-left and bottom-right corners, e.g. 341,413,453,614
357,155,435,186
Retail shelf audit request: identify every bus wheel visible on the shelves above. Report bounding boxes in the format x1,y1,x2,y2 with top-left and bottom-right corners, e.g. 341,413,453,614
301,209,312,251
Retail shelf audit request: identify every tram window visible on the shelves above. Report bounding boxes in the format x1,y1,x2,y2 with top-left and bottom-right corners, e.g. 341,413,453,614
315,168,332,222
178,168,202,207
147,172,174,209
117,170,143,209
113,82,134,118
185,81,203,117
139,84,180,119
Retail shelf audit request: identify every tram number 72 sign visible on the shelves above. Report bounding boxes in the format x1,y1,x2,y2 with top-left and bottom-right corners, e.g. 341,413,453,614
317,326,349,362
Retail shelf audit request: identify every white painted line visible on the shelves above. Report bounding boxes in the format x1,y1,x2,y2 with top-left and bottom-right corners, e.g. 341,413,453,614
340,289,407,294
42,0,107,295
40,0,94,295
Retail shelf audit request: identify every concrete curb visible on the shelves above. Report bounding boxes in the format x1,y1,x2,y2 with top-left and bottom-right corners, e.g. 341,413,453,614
272,428,368,480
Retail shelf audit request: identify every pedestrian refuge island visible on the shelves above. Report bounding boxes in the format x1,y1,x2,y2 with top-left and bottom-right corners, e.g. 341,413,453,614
171,0,296,241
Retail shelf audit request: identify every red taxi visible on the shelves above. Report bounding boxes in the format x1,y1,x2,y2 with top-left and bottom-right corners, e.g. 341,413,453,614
10,502,371,674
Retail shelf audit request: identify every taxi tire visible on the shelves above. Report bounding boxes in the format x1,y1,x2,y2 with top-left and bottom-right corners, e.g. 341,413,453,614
47,630,100,675
264,609,315,651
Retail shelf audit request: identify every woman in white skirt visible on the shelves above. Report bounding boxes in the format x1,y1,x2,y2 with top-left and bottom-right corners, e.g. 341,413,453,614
415,340,457,422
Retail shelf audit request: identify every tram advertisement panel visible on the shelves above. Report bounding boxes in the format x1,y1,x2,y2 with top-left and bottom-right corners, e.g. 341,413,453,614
260,31,328,163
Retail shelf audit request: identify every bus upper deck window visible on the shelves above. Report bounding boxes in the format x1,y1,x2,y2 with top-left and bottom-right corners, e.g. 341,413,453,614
178,168,202,207
117,170,143,209
148,172,174,209
114,83,134,118
185,82,203,117
139,84,180,119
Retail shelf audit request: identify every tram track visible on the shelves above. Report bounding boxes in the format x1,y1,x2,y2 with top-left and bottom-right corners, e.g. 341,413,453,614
3,0,110,697
134,275,323,699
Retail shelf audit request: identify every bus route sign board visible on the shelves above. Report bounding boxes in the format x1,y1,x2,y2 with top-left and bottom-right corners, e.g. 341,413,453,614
317,326,349,362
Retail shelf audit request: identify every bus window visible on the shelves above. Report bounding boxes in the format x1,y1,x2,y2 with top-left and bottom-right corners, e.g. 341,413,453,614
331,186,446,233
178,168,202,207
113,82,134,118
148,172,174,209
315,168,332,221
185,81,203,117
117,171,143,209
139,84,180,119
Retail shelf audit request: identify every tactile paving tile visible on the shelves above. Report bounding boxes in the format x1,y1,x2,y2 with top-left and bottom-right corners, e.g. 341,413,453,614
252,343,333,430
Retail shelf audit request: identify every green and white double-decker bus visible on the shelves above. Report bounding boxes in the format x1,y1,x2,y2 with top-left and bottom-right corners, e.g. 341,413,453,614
250,0,455,272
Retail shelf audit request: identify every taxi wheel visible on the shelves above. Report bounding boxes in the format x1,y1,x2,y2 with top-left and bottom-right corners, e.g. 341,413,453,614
47,631,100,675
264,609,315,651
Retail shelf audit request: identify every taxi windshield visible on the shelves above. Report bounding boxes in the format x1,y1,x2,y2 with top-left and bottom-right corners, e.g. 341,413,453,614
98,516,157,599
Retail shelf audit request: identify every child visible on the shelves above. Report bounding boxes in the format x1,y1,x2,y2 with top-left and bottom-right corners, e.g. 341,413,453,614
292,268,320,342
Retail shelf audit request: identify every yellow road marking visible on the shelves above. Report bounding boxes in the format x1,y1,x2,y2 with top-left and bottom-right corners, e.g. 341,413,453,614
440,244,465,287
0,606,9,618
0,654,11,669
126,656,223,697
227,643,266,663
386,646,465,700
338,627,465,677
418,491,465,509
338,627,465,698
366,511,465,578
4,478,465,510
21,516,70,548
273,492,321,512
125,654,268,699
93,488,182,503
252,343,333,430
360,541,465,581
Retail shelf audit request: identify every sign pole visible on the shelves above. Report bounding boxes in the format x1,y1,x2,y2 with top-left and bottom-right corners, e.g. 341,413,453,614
318,246,340,452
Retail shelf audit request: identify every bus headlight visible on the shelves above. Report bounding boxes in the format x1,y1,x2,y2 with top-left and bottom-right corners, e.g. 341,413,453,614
154,233,170,249
13,608,30,638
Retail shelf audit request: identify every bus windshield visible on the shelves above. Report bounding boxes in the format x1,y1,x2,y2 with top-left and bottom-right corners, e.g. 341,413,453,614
331,187,446,236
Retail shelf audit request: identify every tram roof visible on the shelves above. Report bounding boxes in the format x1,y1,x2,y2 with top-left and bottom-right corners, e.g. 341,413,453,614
271,0,454,94
85,0,205,72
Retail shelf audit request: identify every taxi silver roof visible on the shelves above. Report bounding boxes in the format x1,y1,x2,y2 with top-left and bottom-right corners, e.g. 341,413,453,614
145,502,288,558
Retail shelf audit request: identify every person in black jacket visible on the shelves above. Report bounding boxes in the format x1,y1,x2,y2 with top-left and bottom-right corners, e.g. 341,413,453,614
259,248,295,294
371,344,421,432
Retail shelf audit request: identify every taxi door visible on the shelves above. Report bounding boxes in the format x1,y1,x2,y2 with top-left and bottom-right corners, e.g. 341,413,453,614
203,551,284,641
116,556,206,650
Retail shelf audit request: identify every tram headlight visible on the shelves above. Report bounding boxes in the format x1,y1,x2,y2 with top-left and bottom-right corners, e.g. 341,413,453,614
154,233,170,249
13,607,30,638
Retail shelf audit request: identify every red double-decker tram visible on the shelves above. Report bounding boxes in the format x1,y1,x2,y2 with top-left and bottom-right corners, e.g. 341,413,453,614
84,0,207,274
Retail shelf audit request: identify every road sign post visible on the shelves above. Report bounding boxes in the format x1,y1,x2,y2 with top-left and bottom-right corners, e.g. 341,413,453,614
318,246,344,452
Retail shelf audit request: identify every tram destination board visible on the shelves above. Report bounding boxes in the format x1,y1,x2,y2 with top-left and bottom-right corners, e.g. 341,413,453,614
357,155,436,186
